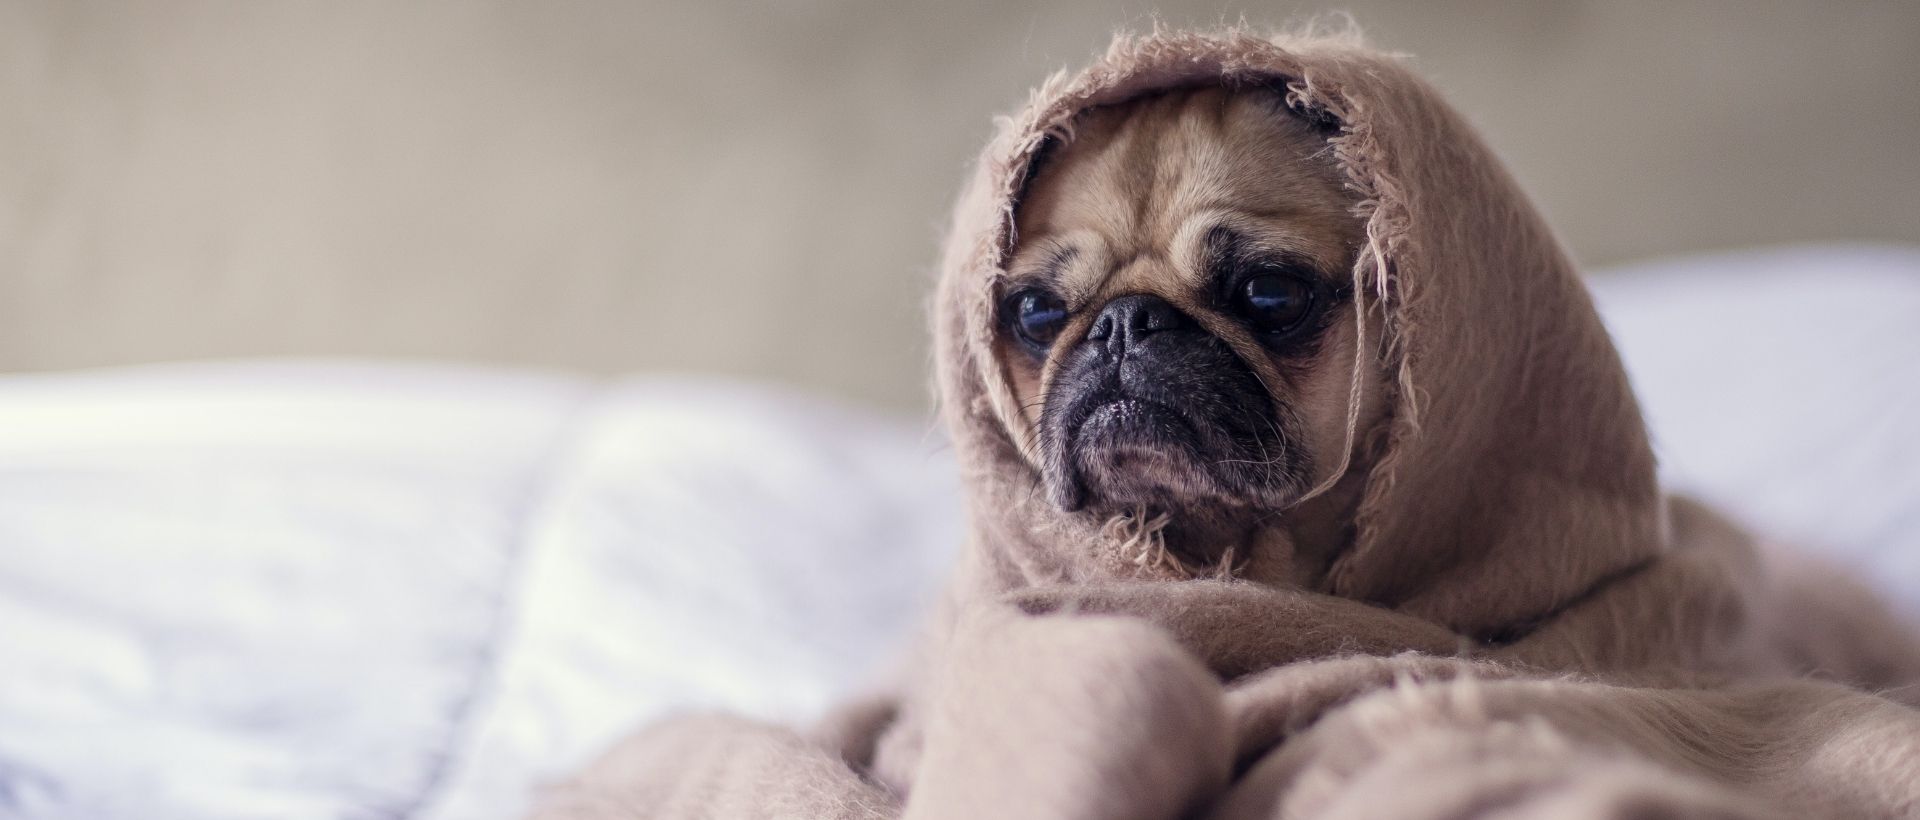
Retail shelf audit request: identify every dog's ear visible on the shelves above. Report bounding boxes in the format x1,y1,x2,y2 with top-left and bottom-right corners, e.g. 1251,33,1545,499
1290,96,1342,135
1013,134,1064,222
1239,78,1341,135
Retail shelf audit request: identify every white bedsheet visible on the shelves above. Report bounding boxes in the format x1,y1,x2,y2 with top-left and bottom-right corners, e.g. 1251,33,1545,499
0,245,1915,819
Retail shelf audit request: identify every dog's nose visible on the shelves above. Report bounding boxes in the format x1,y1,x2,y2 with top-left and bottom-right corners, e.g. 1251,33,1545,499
1087,294,1192,356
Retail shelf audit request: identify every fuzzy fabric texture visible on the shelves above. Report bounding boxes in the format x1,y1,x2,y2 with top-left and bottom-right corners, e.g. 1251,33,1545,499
533,29,1920,819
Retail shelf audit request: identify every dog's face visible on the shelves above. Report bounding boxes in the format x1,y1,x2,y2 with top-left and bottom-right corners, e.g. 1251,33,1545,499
999,87,1380,546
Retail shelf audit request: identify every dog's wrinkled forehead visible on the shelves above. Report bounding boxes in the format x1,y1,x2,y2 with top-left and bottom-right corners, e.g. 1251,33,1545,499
1005,88,1354,326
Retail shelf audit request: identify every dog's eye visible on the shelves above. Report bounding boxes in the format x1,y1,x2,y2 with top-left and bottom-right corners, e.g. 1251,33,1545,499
1233,273,1316,334
1006,288,1069,348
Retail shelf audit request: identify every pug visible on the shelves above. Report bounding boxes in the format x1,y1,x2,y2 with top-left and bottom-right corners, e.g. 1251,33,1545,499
998,86,1385,585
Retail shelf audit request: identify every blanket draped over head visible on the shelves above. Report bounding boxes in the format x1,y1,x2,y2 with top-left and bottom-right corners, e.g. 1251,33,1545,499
537,29,1920,820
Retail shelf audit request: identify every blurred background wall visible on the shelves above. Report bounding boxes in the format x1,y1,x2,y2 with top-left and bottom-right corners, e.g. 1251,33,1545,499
3,1,1916,409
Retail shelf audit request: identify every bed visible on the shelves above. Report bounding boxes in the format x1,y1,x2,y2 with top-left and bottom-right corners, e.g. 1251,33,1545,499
1,244,1916,819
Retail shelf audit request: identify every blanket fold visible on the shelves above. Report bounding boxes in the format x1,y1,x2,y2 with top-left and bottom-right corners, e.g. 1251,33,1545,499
535,28,1920,820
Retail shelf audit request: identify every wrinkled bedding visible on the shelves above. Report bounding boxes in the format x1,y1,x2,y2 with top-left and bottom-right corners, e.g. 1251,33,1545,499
0,245,1915,819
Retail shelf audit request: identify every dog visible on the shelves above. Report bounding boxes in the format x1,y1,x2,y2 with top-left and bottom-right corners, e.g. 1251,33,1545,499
997,86,1385,584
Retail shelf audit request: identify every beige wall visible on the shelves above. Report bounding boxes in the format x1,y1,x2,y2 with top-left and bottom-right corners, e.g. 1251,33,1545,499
3,1,1916,409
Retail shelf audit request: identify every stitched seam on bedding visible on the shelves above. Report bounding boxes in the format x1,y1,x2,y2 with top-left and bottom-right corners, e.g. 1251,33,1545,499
388,380,609,820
